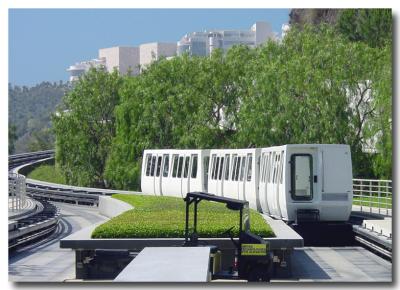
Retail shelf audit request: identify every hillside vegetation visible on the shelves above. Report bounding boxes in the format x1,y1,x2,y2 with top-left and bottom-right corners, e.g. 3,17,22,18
9,81,70,153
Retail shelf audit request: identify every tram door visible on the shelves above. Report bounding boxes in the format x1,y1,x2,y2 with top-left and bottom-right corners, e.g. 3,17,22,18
266,152,282,218
216,155,225,196
181,155,191,196
259,152,270,214
160,154,170,196
154,154,163,196
237,155,247,201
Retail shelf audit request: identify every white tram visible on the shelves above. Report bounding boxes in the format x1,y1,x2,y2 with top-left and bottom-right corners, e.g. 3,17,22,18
141,144,353,222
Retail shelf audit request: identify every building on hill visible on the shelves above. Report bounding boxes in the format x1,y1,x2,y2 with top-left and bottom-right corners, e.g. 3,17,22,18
177,21,275,57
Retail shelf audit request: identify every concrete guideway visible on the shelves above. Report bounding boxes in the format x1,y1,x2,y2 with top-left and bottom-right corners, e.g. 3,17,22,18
9,202,108,282
351,207,392,258
287,247,391,282
362,218,392,238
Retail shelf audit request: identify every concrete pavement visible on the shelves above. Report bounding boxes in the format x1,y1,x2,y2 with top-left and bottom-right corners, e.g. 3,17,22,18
9,202,107,282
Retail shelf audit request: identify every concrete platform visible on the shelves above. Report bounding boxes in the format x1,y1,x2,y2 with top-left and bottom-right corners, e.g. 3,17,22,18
61,214,303,251
288,247,391,282
115,247,210,282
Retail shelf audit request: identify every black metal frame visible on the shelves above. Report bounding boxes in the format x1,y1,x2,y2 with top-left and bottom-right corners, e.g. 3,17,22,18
183,192,249,245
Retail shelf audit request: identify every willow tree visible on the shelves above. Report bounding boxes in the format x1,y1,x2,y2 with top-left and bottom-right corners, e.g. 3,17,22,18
52,68,123,187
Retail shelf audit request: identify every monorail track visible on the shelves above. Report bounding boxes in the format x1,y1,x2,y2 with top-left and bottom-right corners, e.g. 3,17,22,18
9,198,60,251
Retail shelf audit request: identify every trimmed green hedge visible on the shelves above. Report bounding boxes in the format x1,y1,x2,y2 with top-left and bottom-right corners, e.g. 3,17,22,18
92,194,274,239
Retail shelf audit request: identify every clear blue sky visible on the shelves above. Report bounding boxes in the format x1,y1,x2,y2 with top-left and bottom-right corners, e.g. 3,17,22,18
9,9,290,86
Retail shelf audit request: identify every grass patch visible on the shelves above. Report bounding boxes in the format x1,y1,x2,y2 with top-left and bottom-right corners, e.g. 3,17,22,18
27,164,66,185
92,194,275,239
353,196,392,208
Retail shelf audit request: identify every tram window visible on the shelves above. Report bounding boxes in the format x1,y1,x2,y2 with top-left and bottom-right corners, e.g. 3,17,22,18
210,155,216,180
268,153,274,183
213,157,220,180
145,154,152,176
156,156,162,177
239,156,246,181
203,156,210,185
177,156,184,178
279,151,284,184
264,155,269,182
247,154,252,181
163,154,169,177
216,157,221,180
150,156,156,177
172,154,179,178
260,154,265,182
218,157,224,180
232,155,238,181
224,154,230,180
191,155,198,178
234,156,241,181
183,156,190,178
273,155,280,183
291,154,313,201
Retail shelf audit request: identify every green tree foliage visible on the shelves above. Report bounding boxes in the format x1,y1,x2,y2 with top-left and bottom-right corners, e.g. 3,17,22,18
27,128,54,152
337,9,392,48
52,68,123,187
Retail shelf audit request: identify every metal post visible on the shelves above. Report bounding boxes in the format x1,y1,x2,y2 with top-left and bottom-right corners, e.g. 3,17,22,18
194,199,198,234
378,181,381,215
369,180,372,213
239,208,243,233
359,180,363,213
185,199,189,242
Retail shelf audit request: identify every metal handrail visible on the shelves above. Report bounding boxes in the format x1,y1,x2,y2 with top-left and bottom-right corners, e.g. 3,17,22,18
352,178,392,216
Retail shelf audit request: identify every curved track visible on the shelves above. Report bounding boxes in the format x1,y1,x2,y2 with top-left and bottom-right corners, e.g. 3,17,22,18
9,202,108,282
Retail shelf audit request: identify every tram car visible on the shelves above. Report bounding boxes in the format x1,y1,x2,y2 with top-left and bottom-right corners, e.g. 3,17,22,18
141,144,353,222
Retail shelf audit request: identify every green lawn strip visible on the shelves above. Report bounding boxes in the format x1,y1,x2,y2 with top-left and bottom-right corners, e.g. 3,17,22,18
92,194,275,239
353,195,392,208
27,164,67,185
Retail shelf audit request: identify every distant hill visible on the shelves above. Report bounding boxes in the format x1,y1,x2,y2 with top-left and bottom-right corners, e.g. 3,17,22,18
8,81,70,153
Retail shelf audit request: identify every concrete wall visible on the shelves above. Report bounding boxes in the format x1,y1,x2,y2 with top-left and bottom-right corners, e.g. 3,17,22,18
98,196,133,219
140,42,177,69
253,21,274,45
119,47,140,75
99,46,140,75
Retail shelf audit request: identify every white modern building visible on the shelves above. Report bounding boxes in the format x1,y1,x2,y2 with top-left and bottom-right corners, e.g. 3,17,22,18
139,42,177,70
177,21,275,56
66,58,106,82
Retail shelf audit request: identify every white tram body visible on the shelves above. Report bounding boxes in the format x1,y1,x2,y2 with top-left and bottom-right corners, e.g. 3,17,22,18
207,148,261,211
258,144,353,222
141,144,353,222
141,149,210,197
